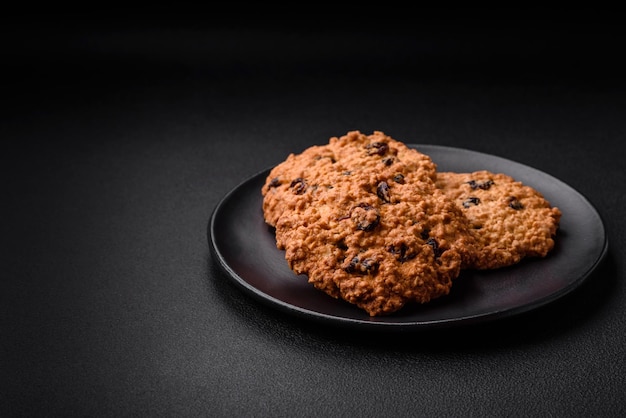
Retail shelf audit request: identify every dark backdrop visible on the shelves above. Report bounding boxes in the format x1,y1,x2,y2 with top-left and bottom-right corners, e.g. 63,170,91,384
3,11,625,417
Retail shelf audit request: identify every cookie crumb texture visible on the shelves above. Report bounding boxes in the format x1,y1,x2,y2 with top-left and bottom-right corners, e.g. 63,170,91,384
261,131,561,316
436,171,562,269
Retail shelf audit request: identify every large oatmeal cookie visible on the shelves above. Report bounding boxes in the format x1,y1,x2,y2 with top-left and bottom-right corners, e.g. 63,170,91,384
435,170,562,269
262,131,477,316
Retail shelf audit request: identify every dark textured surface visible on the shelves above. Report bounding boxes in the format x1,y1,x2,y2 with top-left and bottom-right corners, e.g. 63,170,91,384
3,12,626,417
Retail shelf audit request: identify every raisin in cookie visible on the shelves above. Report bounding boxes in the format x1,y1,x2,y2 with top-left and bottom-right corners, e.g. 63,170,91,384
262,131,477,316
435,170,562,270
261,130,437,228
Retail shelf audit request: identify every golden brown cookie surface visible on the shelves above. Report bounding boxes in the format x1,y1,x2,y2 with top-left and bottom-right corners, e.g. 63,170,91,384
435,170,562,269
261,130,437,228
262,131,477,316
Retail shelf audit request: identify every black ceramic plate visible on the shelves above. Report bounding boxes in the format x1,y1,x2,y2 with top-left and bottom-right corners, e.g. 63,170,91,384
209,145,607,330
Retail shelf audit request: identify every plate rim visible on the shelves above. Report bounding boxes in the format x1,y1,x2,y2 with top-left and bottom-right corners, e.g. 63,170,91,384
208,144,609,331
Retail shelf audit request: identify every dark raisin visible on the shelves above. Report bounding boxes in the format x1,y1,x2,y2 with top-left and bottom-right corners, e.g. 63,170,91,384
361,258,378,274
336,240,348,250
344,256,378,274
366,142,389,156
462,197,481,208
356,215,380,232
467,179,495,190
426,238,443,258
313,155,337,163
508,196,524,210
420,228,430,240
290,178,307,195
388,243,404,256
337,213,351,221
387,243,416,262
268,177,281,188
353,204,380,231
376,181,391,203
382,157,394,166
344,257,359,273
393,174,405,184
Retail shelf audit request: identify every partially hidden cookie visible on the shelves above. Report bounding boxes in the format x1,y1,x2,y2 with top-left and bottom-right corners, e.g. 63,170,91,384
262,131,477,316
435,170,562,270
